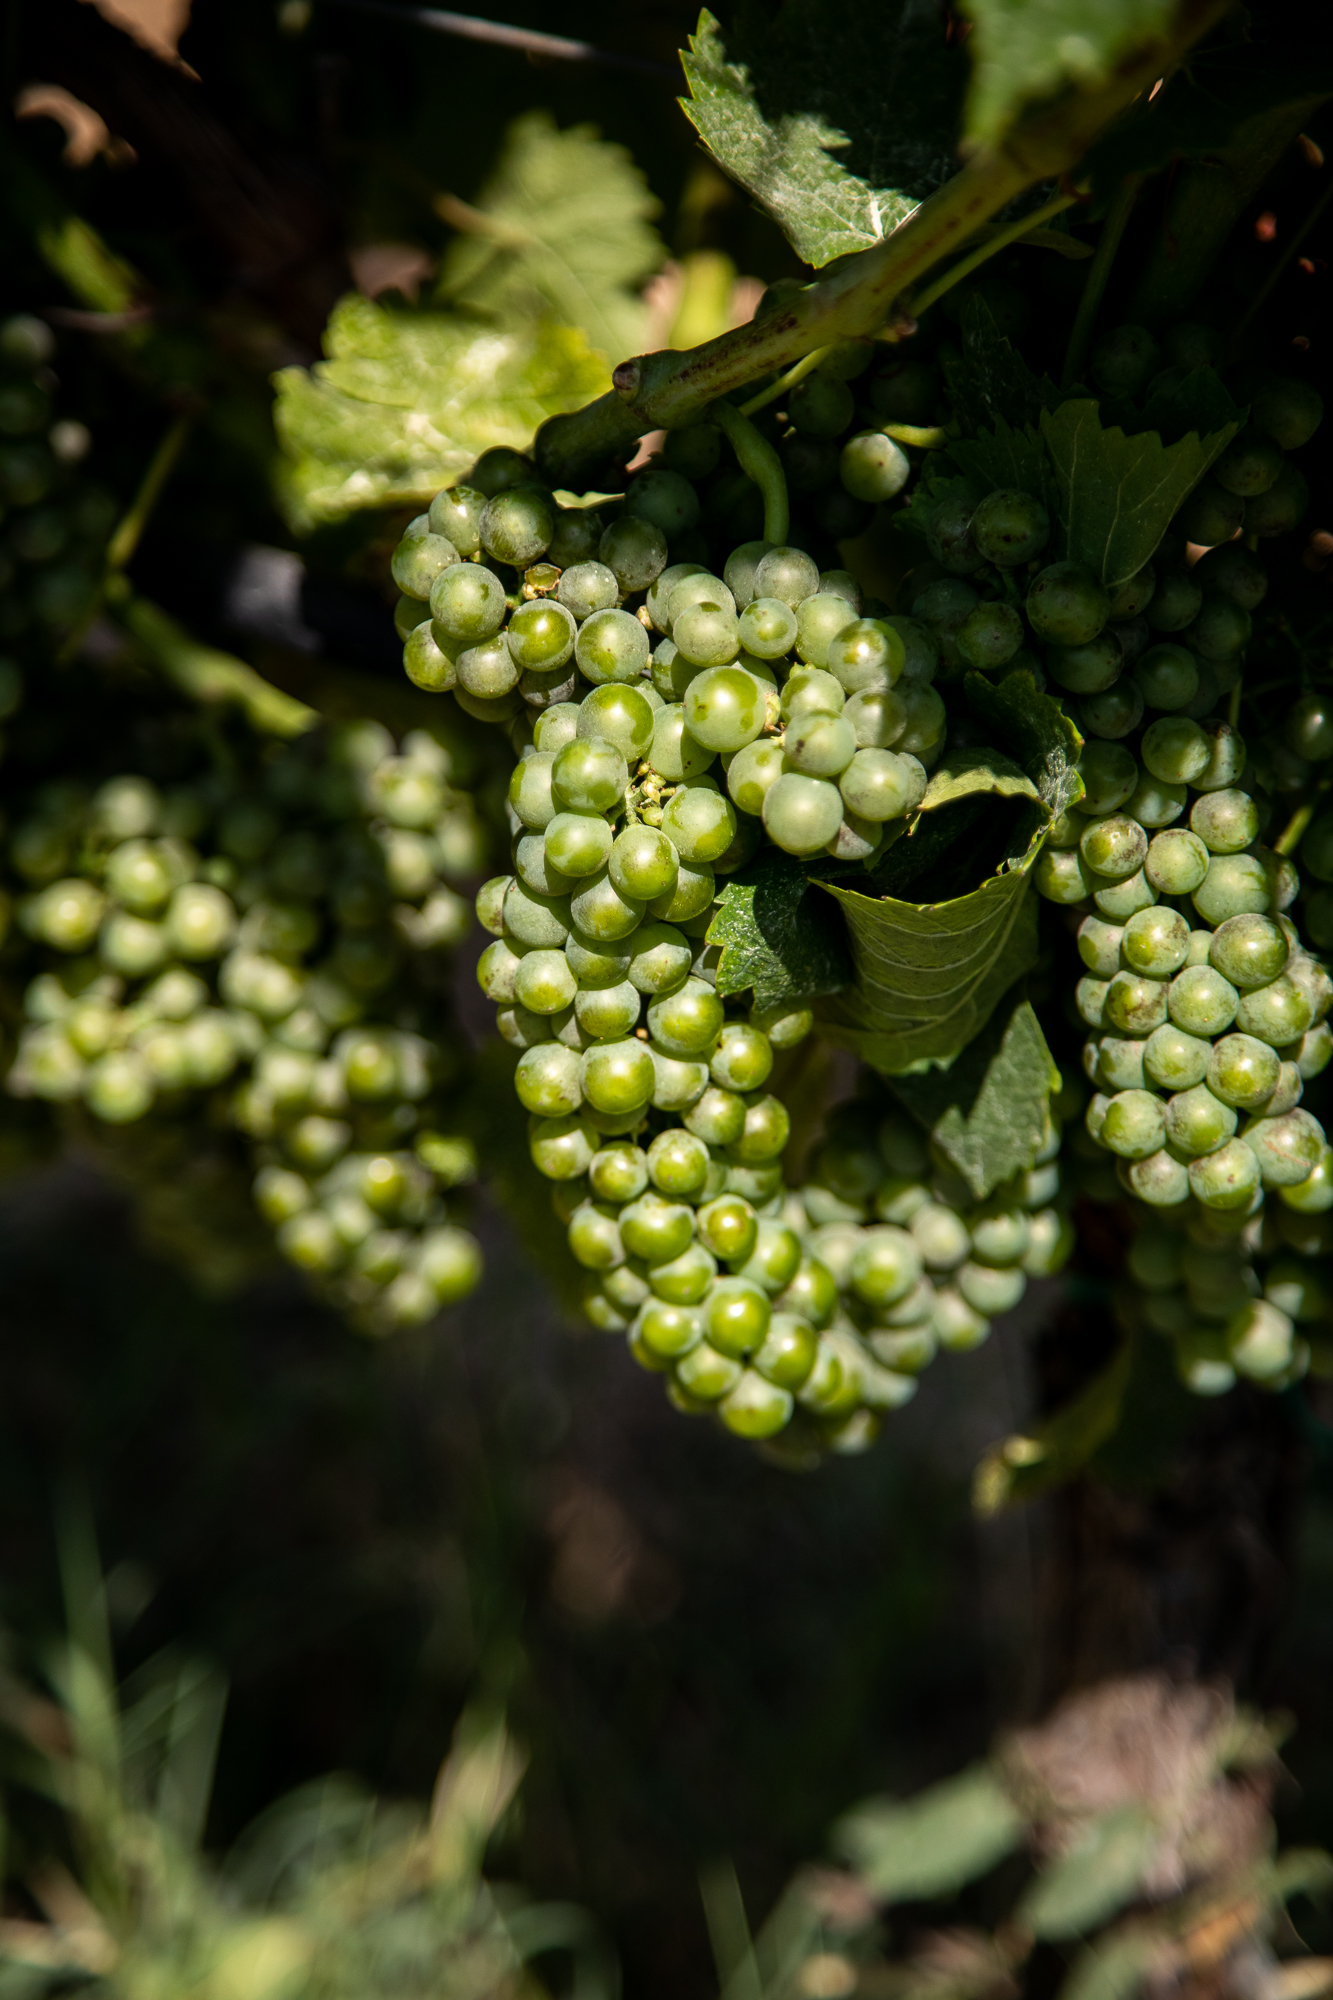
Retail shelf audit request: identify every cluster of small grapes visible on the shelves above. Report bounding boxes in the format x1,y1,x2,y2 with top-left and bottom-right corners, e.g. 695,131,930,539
0,312,119,762
4,718,488,1332
542,1087,1072,1454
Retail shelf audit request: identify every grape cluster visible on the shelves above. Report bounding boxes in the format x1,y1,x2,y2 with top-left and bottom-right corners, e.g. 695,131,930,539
3,715,488,1332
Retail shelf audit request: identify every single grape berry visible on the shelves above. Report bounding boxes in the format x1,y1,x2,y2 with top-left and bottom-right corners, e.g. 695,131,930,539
1252,376,1323,451
840,432,910,503
1090,325,1161,397
1027,562,1109,646
969,488,1050,566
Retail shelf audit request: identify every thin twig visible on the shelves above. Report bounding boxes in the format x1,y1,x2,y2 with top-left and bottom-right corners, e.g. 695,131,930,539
317,0,675,76
1062,176,1140,389
711,401,789,545
739,346,831,419
908,187,1081,319
58,410,193,663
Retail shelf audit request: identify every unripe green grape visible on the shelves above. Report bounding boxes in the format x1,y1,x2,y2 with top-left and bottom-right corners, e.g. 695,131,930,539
578,1035,655,1116
26,877,105,951
550,737,628,815
925,493,984,575
650,704,716,783
784,713,857,780
1243,1108,1324,1187
1139,718,1207,787
781,368,852,440
1285,694,1333,768
1143,568,1202,635
637,1299,706,1364
894,684,946,757
738,596,798,660
1187,1136,1261,1209
1104,969,1169,1036
1235,975,1312,1047
745,1004,809,1055
762,772,844,856
1164,1083,1236,1156
646,977,723,1057
792,593,855,671
1107,565,1157,621
1048,632,1123,694
542,810,612,881
427,484,484,554
1177,472,1246,545
727,738,786,816
506,599,576,674
695,1192,757,1265
952,601,1021,672
574,608,650,687
1211,422,1284,498
706,1021,770,1094
600,1263,649,1315
607,824,675,903
682,664,766,752
620,1192,694,1265
648,853,714,924
1134,643,1199,712
1078,915,1125,976
1287,952,1333,1025
1035,846,1095,904
511,948,577,1016
673,1340,741,1400
1192,721,1247,792
654,782,735,869
1163,966,1236,1038
508,751,556,831
839,430,911,503
970,1205,1032,1267
667,574,735,631
391,531,458,601
843,689,908,749
503,878,571,948
847,1225,922,1309
824,619,905,695
1098,1088,1166,1158
1279,1142,1333,1214
1078,741,1138,815
1192,854,1270,925
1245,461,1309,537
746,1312,814,1389
1294,1020,1333,1081
1080,814,1148,881
965,487,1048,566
429,562,507,646
906,1200,968,1271
836,747,921,822
1027,562,1109,646
1145,829,1209,896
780,669,845,727
101,910,169,979
477,937,524,1003
511,1042,581,1118
1079,678,1145,740
566,1201,625,1271
1188,591,1252,662
703,1276,771,1358
556,560,618,624
1122,903,1191,976
730,1094,790,1163
1249,373,1324,450
529,705,578,754
1092,1035,1146,1091
1207,1031,1280,1109
681,1087,744,1152
954,1260,1024,1316
479,487,554,566
584,1143,645,1206
674,599,741,669
1143,1022,1211,1090
404,622,457,691
568,865,644,942
736,1221,803,1296
645,1127,710,1200
753,545,820,608
1208,912,1287,990
530,1112,598,1180
626,921,691,995
456,636,521,702
598,515,668,592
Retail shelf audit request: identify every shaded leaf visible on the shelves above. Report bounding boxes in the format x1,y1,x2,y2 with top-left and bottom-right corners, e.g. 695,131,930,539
1018,1806,1163,1941
1058,1930,1162,2000
437,112,664,366
946,297,1062,436
679,4,965,270
951,420,1055,521
835,1765,1025,1903
894,460,975,543
960,0,1181,146
974,1342,1133,1515
1038,400,1238,589
890,992,1059,1201
272,296,609,530
965,669,1085,820
708,847,854,1010
1136,366,1242,448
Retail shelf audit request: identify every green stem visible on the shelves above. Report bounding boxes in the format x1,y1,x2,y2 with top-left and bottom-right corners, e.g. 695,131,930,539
1228,675,1244,729
58,411,194,664
710,400,789,545
909,187,1081,319
116,595,318,738
739,345,831,419
1274,778,1331,857
1061,177,1139,389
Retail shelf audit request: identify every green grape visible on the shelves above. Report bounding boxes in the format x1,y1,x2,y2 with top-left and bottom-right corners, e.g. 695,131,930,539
683,665,766,751
588,1143,648,1204
1139,717,1207,786
646,1127,711,1199
480,488,554,566
1178,474,1246,546
569,865,644,941
1191,721,1247,792
577,682,655,761
429,562,507,644
1192,542,1268,613
1144,569,1203,634
578,1036,655,1116
714,542,768,611
1295,1020,1333,1079
649,704,717,783
1048,633,1123,694
545,812,612,878
477,938,523,1003
1080,814,1148,880
503,878,571,947
704,1277,772,1358
781,668,846,724
1287,693,1333,764
1090,323,1160,395
1245,463,1309,537
1235,975,1312,1046
788,368,854,437
1164,1083,1236,1156
575,608,651,686
893,684,946,759
1134,644,1198,711
954,601,1022,672
1188,1136,1262,1209
967,487,1049,566
625,468,701,540
727,738,787,815
1167,963,1238,1037
1078,915,1125,976
626,921,692,994
1104,970,1169,1035
675,598,742,668
530,1113,598,1180
648,854,714,923
730,1094,790,1162
1193,855,1271,926
558,560,620,622
25,877,104,950
647,977,723,1056
403,624,456,692
607,825,676,903
1279,1145,1333,1214
1206,1030,1280,1109
750,1000,813,1048
567,1201,626,1270
551,738,628,814
620,1192,694,1265
427,485,484,555
1079,678,1145,740
513,948,578,1015
825,619,905,694
574,976,642,1040
1212,423,1284,498
736,1220,802,1295
648,1243,716,1304
1145,828,1209,894
1027,562,1109,645
1107,566,1157,621
1077,741,1138,814
753,546,820,608
1188,795,1255,863
667,574,736,634
1121,903,1190,975
391,531,458,601
839,431,910,503
925,494,983,575
506,599,576,673
708,1023,771,1094
843,689,908,749
660,780,736,863
1189,592,1252,662
794,593,857,669
544,507,602,570
479,877,513,937
1250,375,1323,450
1143,1022,1211,1089
738,597,798,660
1091,1035,1144,1091
838,747,923,821
751,1313,817,1388
663,423,721,480
599,515,668,591
1244,1109,1324,1187
508,751,557,829
101,911,169,979
784,713,856,780
455,637,520,701
1034,846,1094,904
696,1192,757,1263
762,772,844,855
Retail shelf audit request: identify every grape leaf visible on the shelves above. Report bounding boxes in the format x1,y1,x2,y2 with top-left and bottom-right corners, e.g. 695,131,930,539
950,418,1056,521
708,846,854,1009
959,0,1182,146
436,112,665,367
888,991,1060,1200
1016,1806,1163,1941
272,296,609,531
964,669,1085,820
816,755,1048,1074
1038,399,1238,590
679,4,965,271
945,297,1062,436
836,1766,1025,1902
1136,365,1242,447
893,461,973,543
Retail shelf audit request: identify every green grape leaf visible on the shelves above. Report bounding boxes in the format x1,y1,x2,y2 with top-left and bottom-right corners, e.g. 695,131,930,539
964,669,1085,820
950,419,1056,520
679,4,966,270
272,296,610,530
893,460,973,543
1058,1930,1163,2000
973,1341,1133,1514
945,296,1062,436
888,992,1059,1201
835,1765,1025,1902
1017,1806,1163,1940
816,755,1047,1075
708,846,854,1009
436,112,664,367
960,0,1182,147
1038,399,1238,590
1137,366,1242,447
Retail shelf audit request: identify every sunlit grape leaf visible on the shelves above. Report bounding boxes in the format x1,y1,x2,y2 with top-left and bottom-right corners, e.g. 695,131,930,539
1017,1806,1163,1940
437,112,665,366
960,0,1181,146
835,1765,1025,1901
964,669,1084,820
889,991,1059,1200
816,755,1048,1075
272,296,610,530
1039,399,1238,590
708,847,854,1009
679,4,965,270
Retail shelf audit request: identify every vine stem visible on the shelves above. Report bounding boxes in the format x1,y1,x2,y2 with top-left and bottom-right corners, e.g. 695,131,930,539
1275,778,1331,857
710,399,789,544
58,409,194,664
535,0,1230,486
1061,176,1139,389
907,186,1081,319
739,345,830,419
